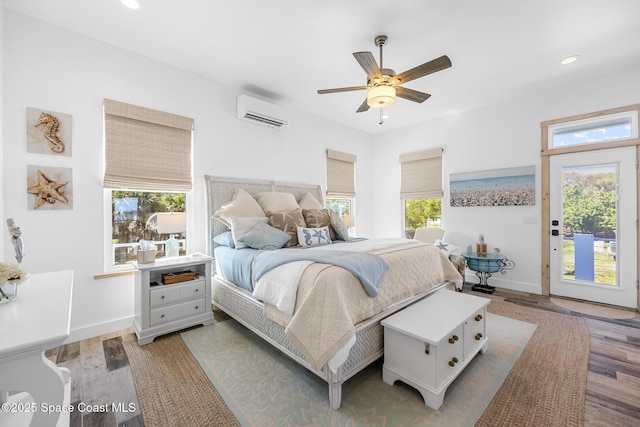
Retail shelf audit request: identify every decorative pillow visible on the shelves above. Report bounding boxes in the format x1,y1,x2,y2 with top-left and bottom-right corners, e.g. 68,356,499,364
254,192,300,215
230,216,269,249
268,209,307,247
433,239,458,254
298,192,324,210
237,221,291,250
329,210,350,241
213,231,235,248
213,188,265,227
297,226,332,248
302,208,335,241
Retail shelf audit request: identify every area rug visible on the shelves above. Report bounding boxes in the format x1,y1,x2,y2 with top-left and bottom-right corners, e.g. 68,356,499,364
123,333,241,427
180,311,536,427
478,300,590,427
550,297,637,320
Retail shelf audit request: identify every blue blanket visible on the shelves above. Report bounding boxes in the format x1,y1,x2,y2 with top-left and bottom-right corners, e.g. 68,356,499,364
253,248,389,297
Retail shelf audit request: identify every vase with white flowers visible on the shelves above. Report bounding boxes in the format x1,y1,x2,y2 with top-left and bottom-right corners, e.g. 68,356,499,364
0,261,29,303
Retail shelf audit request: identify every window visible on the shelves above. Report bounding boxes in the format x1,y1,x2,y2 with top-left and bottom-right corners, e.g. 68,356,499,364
399,148,443,232
404,198,441,229
326,149,356,231
549,111,638,148
111,191,186,266
104,99,193,270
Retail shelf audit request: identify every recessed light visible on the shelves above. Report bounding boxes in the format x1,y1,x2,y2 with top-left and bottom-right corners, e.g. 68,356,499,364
561,55,579,65
121,0,142,10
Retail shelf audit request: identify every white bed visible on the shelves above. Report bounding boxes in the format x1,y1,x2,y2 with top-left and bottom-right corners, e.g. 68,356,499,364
204,175,461,409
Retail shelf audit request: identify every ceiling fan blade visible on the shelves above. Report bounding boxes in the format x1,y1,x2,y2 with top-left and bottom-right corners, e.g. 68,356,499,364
394,55,452,85
317,86,369,94
396,86,431,103
356,98,370,113
353,51,381,79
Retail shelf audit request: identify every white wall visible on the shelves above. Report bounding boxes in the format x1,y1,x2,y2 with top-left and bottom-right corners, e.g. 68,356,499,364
1,11,373,341
372,57,640,294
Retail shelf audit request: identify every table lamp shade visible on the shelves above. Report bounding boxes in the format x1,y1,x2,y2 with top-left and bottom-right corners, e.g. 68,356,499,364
156,212,186,234
341,215,355,228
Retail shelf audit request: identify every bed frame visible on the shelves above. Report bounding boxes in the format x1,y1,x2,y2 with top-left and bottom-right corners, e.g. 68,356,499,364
204,175,445,409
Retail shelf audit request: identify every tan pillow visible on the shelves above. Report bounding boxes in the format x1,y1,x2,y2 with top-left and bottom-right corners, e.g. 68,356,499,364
298,192,324,210
254,192,300,215
213,188,266,227
302,208,335,241
329,210,350,241
268,209,306,247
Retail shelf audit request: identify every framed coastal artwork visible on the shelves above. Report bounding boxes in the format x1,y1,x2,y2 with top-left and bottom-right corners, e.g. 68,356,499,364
26,165,73,210
450,165,535,207
26,107,72,156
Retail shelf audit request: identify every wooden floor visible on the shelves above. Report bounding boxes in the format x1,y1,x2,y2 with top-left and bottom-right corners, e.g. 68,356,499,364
47,289,640,426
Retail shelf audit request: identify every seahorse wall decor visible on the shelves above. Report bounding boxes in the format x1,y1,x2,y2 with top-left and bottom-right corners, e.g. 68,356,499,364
33,111,65,153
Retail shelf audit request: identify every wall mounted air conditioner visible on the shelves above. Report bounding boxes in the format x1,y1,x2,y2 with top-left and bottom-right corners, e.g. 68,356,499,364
236,94,289,129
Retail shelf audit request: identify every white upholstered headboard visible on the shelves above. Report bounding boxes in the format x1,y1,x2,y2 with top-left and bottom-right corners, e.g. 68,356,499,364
203,175,323,256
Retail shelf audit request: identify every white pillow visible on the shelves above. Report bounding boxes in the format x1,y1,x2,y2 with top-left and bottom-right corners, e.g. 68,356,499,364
297,226,332,248
298,192,324,210
433,239,458,254
254,192,300,215
213,188,266,227
230,216,268,249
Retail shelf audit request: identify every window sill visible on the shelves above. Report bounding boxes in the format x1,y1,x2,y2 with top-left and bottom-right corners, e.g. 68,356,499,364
93,270,135,280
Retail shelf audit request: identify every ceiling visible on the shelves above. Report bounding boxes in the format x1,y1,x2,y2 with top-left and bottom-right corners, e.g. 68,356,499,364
2,0,640,134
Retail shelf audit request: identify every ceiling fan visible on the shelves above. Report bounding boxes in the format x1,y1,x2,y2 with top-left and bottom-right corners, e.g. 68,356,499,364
317,35,452,123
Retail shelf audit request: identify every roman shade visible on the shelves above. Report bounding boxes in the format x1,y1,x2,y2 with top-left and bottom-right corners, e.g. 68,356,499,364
103,98,194,191
326,149,356,197
399,148,443,199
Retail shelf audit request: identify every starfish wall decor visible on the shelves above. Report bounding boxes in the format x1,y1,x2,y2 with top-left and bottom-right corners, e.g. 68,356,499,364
26,167,72,210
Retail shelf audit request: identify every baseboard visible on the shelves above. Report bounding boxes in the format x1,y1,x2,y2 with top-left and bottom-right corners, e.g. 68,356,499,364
464,274,541,295
67,315,134,343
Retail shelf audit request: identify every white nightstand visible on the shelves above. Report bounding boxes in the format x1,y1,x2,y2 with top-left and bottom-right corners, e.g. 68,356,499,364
133,256,215,345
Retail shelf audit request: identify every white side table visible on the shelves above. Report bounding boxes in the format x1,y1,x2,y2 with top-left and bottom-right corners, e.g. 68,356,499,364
0,270,74,427
134,256,214,345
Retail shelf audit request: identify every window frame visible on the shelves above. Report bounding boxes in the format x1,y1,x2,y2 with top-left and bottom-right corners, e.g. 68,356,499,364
103,190,193,272
548,110,638,149
542,104,640,156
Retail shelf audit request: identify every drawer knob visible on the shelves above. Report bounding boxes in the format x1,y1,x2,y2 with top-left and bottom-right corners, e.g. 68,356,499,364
448,357,459,367
160,314,165,318
195,288,199,292
161,295,165,299
195,305,199,310
448,335,459,344
475,314,483,321
475,333,483,340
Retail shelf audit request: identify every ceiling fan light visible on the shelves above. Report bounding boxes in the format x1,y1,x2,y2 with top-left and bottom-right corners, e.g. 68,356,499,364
367,86,396,108
561,55,579,65
121,0,142,10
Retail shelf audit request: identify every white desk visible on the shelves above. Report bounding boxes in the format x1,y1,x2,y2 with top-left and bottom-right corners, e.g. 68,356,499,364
0,270,74,427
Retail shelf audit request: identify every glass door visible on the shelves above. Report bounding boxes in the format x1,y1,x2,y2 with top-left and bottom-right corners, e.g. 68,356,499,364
549,147,637,308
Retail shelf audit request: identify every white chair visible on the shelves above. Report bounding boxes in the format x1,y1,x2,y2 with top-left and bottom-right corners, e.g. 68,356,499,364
413,227,465,291
413,227,445,244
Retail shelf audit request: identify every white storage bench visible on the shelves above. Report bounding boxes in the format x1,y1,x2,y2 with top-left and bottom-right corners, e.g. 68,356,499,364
381,289,490,409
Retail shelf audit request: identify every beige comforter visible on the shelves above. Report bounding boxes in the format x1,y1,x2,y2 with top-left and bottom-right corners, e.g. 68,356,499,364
263,240,462,370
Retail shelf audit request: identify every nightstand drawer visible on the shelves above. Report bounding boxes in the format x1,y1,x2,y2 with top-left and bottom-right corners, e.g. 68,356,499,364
149,279,205,307
150,298,206,326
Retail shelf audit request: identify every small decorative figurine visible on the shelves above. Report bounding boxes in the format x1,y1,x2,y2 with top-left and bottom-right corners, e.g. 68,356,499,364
6,218,24,263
